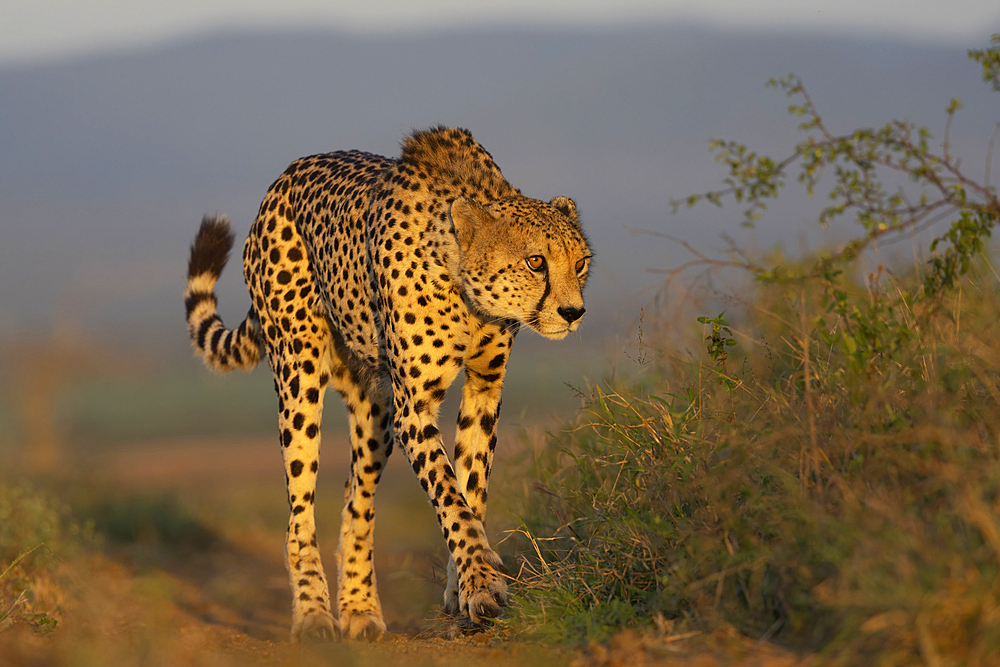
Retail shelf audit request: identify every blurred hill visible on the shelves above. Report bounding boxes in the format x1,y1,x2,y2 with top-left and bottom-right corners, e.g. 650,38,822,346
0,24,997,362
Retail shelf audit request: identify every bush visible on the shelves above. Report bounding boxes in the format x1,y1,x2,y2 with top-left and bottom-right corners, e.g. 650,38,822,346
511,36,1000,664
0,482,91,635
514,262,1000,656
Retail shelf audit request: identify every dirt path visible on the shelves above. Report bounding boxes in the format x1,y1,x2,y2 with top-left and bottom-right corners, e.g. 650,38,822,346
1,437,809,666
2,552,805,667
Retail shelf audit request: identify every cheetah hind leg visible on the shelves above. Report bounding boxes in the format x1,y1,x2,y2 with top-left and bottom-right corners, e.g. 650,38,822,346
336,518,386,640
332,373,391,641
444,556,460,615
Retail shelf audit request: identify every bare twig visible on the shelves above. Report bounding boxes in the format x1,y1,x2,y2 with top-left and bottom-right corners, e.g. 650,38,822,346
986,122,1000,189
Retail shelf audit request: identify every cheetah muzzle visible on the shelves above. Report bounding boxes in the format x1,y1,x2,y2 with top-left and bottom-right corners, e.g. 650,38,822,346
184,126,592,641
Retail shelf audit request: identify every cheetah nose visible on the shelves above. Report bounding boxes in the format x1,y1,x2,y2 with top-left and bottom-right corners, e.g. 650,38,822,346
557,306,586,323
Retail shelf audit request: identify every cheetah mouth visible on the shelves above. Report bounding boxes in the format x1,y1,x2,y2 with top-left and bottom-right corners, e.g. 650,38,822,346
533,324,574,340
523,312,584,340
542,330,570,340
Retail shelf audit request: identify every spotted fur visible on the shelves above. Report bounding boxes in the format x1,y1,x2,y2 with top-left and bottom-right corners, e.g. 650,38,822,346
184,127,591,642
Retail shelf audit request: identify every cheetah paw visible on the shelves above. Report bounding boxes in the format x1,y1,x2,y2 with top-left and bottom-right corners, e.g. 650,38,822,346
459,549,509,625
340,609,386,642
291,613,339,643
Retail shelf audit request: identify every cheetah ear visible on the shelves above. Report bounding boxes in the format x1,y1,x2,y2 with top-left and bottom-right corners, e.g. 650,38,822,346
449,197,495,252
549,196,577,220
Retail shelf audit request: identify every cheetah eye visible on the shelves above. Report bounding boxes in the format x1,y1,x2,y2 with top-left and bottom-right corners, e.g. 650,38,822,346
575,258,589,274
526,255,546,272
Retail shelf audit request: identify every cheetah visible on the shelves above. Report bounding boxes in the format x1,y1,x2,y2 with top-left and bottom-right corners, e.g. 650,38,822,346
184,127,591,642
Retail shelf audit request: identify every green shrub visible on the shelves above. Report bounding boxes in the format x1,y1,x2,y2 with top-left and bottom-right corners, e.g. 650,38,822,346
513,260,1000,662
510,35,1000,664
0,482,91,634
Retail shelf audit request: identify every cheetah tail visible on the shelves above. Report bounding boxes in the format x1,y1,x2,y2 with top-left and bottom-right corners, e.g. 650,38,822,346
184,215,262,372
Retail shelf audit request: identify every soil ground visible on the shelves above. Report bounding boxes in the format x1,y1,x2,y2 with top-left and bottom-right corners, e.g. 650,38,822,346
0,436,810,666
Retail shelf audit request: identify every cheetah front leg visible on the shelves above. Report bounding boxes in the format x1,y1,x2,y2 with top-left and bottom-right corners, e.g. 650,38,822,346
444,325,513,615
389,369,508,624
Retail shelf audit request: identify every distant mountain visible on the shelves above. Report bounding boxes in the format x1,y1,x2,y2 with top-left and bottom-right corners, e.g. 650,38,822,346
0,25,995,356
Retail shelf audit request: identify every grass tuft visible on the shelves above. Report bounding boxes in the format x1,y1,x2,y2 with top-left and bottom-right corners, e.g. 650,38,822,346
0,482,91,636
510,257,1000,663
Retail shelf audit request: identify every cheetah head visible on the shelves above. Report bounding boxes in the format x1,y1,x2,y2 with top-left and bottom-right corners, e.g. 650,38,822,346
450,195,592,340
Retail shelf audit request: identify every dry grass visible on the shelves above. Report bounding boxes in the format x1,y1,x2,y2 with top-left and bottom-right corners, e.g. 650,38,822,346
509,257,1000,664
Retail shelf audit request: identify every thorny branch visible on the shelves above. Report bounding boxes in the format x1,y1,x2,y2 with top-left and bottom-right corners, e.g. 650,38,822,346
668,71,999,294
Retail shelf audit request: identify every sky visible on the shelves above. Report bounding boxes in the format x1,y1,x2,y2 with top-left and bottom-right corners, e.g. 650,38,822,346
3,0,999,66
